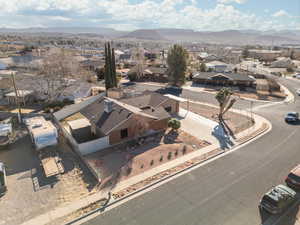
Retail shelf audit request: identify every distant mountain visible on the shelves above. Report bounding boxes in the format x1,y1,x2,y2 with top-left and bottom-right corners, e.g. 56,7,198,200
121,29,166,41
154,29,300,45
0,27,299,45
0,27,126,37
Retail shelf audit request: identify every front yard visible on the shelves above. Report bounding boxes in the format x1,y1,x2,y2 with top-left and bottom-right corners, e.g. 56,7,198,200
181,102,254,134
84,129,210,190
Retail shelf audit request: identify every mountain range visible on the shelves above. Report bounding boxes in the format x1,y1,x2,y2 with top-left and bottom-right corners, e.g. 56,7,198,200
0,27,299,45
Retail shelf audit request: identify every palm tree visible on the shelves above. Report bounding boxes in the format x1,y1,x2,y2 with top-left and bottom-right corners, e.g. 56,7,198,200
215,88,236,121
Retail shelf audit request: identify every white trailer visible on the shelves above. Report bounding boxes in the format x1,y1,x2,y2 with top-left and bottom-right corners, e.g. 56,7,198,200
24,116,64,177
24,116,58,150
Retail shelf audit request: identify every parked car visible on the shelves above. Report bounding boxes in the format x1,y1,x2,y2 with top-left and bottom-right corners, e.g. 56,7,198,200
293,73,300,79
0,162,7,197
285,112,299,123
286,165,300,189
296,89,300,96
259,184,296,214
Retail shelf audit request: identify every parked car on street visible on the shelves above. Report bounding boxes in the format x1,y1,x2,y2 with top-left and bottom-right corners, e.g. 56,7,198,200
259,184,296,214
285,112,299,123
286,164,300,189
293,73,300,79
0,162,7,197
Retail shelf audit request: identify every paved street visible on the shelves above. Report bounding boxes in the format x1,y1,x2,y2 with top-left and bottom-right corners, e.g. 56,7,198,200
131,82,268,111
83,77,300,225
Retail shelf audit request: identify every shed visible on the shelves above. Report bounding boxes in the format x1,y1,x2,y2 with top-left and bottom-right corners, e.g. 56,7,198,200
67,118,92,143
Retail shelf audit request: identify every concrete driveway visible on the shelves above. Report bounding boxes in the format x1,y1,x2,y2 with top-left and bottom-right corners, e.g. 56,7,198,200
177,108,235,149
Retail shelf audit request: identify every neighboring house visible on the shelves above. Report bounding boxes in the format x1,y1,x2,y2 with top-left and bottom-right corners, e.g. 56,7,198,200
203,54,221,62
54,92,179,156
129,66,168,83
270,58,293,68
205,61,228,72
5,90,35,106
59,82,103,102
248,50,282,62
80,59,104,71
193,72,255,88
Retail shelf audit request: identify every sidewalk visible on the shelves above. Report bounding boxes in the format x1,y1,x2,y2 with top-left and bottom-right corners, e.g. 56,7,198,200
21,101,271,225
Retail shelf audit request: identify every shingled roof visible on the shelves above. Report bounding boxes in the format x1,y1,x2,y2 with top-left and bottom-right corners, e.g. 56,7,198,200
193,72,254,82
79,92,171,135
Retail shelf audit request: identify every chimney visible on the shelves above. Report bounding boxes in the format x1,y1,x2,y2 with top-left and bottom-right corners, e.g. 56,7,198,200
104,99,113,113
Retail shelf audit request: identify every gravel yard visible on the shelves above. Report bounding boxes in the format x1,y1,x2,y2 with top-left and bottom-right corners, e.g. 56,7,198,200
181,102,254,134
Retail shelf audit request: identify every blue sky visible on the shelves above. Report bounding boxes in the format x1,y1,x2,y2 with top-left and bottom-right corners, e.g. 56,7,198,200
0,0,299,31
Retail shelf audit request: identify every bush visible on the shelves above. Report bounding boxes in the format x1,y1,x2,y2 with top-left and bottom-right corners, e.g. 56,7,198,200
168,118,181,131
53,106,62,112
167,152,172,160
44,107,51,113
127,167,132,175
150,160,154,166
182,146,187,154
128,72,137,81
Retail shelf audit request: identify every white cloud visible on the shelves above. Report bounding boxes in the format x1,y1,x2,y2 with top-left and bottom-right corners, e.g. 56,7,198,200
0,0,297,31
272,10,288,17
217,0,247,4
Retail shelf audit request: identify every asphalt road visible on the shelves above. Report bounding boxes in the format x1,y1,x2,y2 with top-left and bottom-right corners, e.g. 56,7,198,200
131,82,269,111
83,77,300,225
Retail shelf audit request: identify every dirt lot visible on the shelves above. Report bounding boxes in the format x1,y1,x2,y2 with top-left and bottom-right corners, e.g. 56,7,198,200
84,129,210,190
0,128,97,225
181,102,254,134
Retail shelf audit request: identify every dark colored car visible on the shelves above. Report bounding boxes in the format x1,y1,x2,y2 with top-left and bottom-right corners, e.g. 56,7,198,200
285,112,299,123
259,184,296,214
286,165,300,189
0,162,7,197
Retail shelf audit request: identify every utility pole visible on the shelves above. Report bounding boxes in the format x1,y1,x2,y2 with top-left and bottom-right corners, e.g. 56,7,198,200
11,72,22,123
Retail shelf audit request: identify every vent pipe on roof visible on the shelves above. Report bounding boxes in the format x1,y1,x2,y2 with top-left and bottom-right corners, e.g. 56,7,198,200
104,99,113,113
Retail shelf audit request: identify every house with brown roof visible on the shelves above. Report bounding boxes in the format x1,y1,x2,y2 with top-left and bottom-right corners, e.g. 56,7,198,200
54,92,179,155
128,65,168,83
193,72,255,89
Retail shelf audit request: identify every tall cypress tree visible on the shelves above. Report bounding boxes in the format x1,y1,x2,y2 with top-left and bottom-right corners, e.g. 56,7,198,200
111,47,117,87
104,42,117,89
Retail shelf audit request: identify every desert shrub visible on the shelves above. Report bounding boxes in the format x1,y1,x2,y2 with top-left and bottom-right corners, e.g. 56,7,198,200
128,72,137,81
182,146,187,154
150,160,154,166
167,152,172,160
127,167,132,175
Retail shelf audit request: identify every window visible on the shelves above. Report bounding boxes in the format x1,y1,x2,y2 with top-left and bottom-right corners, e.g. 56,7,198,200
165,106,172,112
120,128,128,139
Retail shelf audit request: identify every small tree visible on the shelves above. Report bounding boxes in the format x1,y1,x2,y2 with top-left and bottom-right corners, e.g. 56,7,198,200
215,88,236,121
128,71,137,81
95,67,105,80
168,118,181,131
242,48,250,59
167,45,188,87
199,62,207,72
